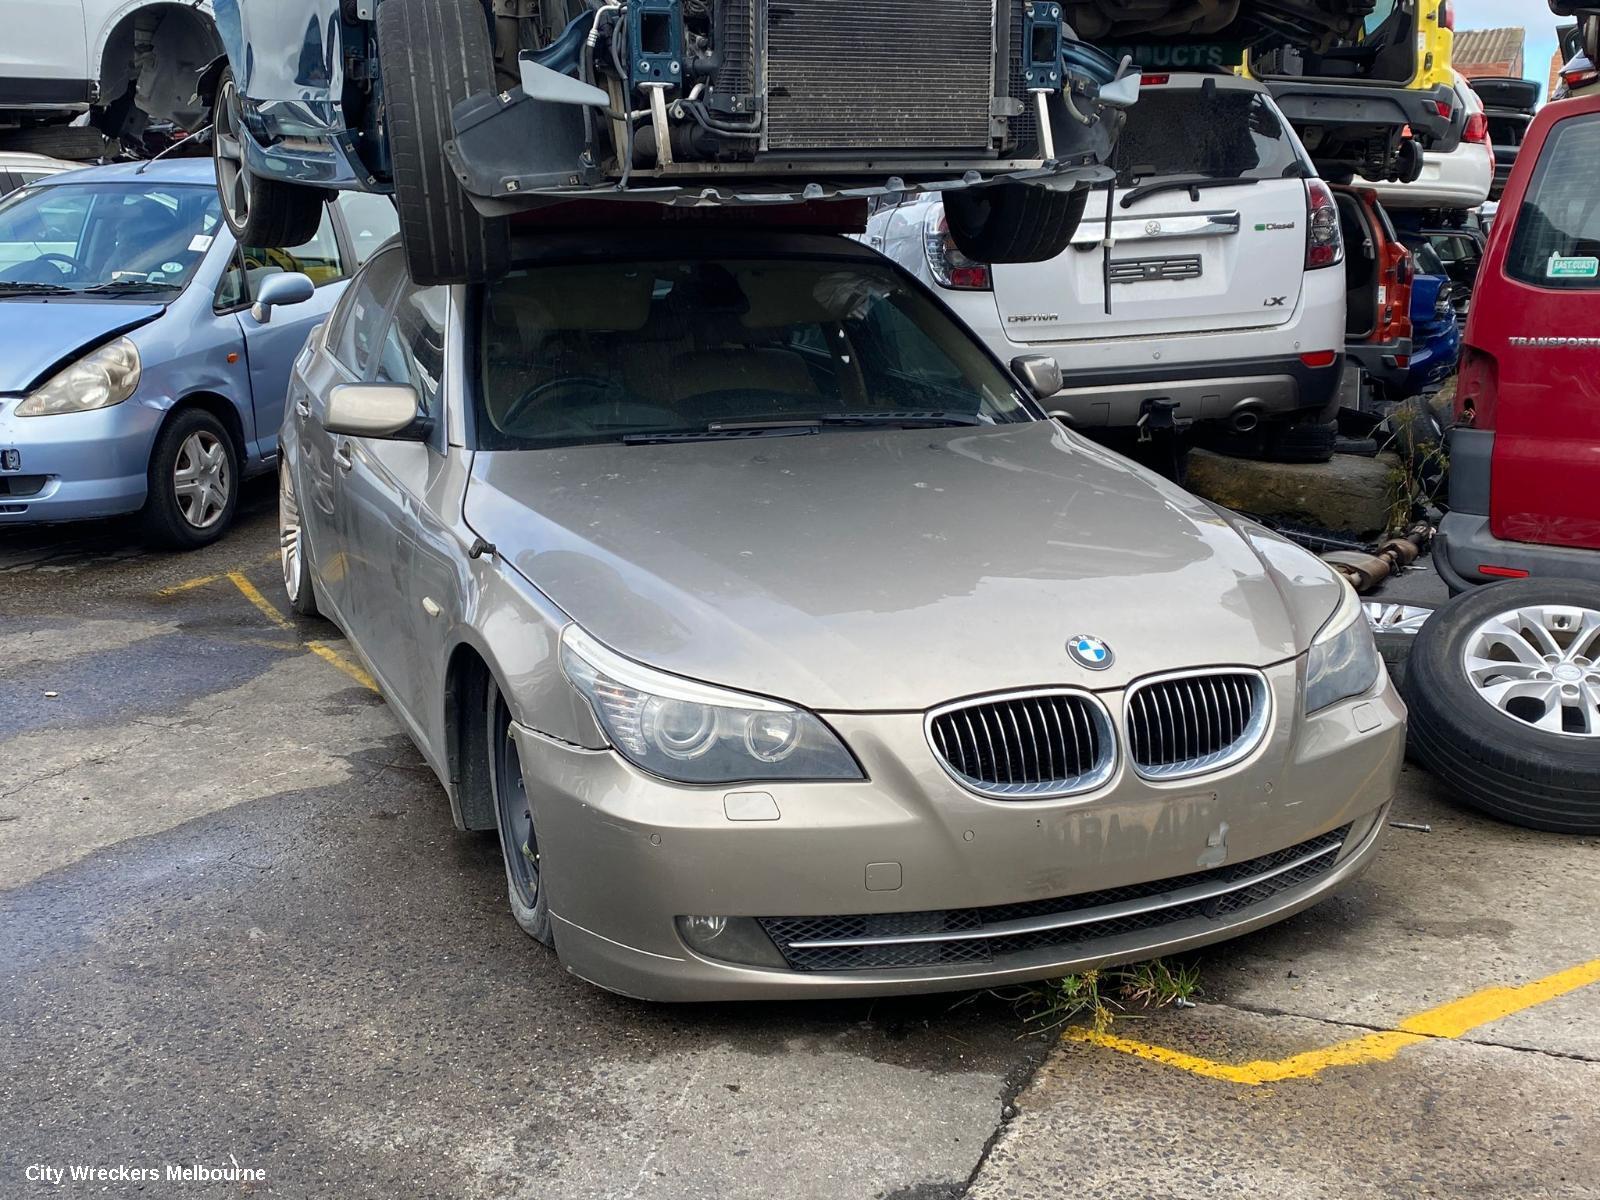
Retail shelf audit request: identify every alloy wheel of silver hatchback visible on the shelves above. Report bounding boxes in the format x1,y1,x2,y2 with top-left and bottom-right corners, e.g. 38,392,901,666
280,466,304,602
1463,605,1600,738
173,431,231,530
213,78,252,233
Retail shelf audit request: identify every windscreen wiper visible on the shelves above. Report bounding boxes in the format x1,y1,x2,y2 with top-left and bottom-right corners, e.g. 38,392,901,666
79,280,183,296
816,411,987,428
621,423,822,446
1121,176,1263,208
0,282,74,297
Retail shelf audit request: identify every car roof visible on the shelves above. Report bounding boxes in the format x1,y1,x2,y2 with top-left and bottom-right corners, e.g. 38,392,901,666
32,157,218,187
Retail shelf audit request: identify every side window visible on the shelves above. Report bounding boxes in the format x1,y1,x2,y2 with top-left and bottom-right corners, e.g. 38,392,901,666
337,192,401,267
373,281,449,427
217,203,345,309
327,250,407,378
1507,113,1600,291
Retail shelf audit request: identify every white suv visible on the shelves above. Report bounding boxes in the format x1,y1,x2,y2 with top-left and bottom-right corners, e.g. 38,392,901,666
3,1,220,157
866,71,1346,446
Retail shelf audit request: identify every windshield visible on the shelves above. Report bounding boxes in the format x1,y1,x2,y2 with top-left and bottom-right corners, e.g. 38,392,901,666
0,182,222,297
1112,87,1307,186
476,256,1032,450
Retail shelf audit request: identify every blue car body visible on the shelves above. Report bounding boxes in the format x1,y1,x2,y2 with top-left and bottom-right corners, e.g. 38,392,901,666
0,159,378,527
1403,272,1462,397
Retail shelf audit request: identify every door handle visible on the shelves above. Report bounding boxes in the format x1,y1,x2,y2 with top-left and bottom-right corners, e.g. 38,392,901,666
333,441,354,472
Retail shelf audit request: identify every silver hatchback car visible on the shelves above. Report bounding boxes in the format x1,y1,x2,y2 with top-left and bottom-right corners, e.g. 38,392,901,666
277,230,1405,1002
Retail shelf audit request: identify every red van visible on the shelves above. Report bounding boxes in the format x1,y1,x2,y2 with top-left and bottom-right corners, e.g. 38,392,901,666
1437,92,1600,592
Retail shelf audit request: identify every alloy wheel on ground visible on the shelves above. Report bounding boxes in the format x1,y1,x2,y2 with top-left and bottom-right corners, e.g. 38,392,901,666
280,466,305,603
489,689,550,943
1463,605,1600,738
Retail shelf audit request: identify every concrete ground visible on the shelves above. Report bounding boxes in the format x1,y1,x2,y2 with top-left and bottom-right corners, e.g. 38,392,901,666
3,488,1597,1199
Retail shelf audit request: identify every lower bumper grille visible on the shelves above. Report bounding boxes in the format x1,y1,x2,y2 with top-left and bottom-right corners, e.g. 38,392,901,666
759,826,1350,973
764,0,997,152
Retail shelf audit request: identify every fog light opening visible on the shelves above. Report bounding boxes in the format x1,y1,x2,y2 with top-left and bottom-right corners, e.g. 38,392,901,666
675,915,790,969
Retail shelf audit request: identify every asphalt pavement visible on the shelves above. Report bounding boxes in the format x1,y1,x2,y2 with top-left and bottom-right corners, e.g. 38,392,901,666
3,485,1597,1199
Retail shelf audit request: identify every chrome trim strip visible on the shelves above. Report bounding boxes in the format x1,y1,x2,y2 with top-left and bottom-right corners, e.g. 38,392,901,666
786,840,1342,950
1070,211,1241,245
923,687,1118,801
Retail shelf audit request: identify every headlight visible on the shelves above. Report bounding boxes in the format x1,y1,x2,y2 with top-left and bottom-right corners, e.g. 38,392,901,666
16,338,142,417
1305,582,1383,714
560,627,863,784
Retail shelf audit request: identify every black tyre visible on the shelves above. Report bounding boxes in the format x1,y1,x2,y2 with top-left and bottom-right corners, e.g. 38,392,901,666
488,682,553,946
376,0,510,285
0,124,110,161
1404,579,1600,833
213,71,325,247
945,185,1089,265
1395,139,1425,184
279,464,320,617
141,409,240,551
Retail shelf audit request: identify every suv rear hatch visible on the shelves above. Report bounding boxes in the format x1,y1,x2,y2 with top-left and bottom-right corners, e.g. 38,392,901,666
993,76,1313,342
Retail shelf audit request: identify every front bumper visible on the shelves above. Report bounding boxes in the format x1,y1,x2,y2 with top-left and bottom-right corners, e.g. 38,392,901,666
518,661,1406,1001
0,398,160,523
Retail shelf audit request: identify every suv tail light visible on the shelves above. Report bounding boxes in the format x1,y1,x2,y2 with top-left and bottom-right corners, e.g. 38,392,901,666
925,205,992,291
1463,112,1491,145
1440,1,1455,31
1305,179,1343,270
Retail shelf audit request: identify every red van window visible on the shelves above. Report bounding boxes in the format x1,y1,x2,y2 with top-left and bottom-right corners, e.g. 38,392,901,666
1506,112,1600,292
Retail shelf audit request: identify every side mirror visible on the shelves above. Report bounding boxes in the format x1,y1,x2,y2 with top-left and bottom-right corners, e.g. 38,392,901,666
251,271,315,324
323,384,430,440
1011,354,1063,401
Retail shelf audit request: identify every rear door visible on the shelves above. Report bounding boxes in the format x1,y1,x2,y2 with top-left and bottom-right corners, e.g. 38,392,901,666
992,78,1312,343
1481,101,1600,550
5,2,89,103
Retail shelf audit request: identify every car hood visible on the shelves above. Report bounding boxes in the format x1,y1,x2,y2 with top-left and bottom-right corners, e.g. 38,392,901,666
466,422,1341,711
0,300,165,393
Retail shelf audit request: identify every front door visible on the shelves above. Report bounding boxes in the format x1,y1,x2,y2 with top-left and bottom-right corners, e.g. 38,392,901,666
230,205,348,463
295,246,407,626
1485,106,1600,550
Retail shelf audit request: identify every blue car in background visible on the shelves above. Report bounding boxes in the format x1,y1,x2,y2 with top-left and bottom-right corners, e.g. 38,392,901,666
0,159,398,548
1403,247,1463,399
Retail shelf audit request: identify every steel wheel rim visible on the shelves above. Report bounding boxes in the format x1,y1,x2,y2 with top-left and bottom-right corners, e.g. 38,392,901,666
173,431,230,530
1365,602,1434,636
214,79,251,232
1463,604,1600,738
494,702,540,911
280,467,302,600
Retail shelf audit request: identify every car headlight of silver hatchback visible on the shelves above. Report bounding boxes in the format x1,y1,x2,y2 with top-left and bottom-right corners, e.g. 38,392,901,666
15,337,141,417
561,627,863,784
1305,583,1383,714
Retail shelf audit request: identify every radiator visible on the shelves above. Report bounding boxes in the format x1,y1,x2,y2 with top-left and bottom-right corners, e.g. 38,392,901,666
763,0,999,152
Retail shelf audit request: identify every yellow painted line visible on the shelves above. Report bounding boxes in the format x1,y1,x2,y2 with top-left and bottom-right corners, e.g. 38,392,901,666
227,572,292,631
224,571,380,694
159,555,279,597
307,641,379,694
1065,956,1600,1086
158,572,225,596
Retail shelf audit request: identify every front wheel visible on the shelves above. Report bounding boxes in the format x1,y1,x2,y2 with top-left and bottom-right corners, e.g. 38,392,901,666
944,185,1089,265
376,0,510,285
488,683,553,946
213,71,325,247
141,409,239,550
